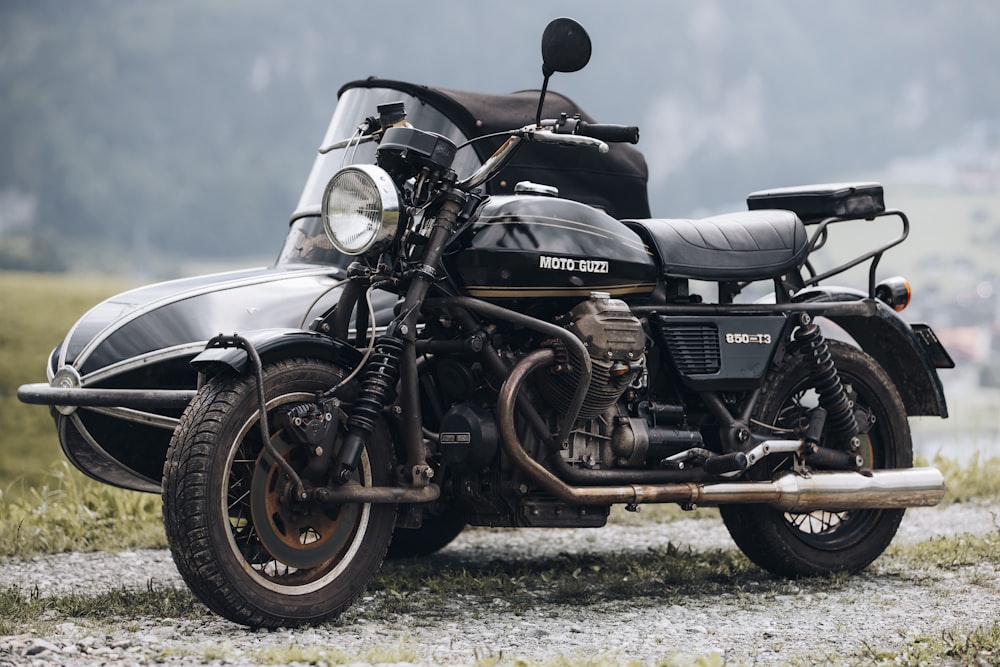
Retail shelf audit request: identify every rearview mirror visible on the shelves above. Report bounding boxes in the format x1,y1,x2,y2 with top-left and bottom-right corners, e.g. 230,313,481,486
541,17,591,75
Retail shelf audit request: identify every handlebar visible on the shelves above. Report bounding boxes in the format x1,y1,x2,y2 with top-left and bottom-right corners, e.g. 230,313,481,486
541,115,640,144
458,125,610,190
575,123,640,145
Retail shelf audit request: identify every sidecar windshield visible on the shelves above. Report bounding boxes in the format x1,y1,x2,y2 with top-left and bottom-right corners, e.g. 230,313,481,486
291,85,481,222
279,84,481,268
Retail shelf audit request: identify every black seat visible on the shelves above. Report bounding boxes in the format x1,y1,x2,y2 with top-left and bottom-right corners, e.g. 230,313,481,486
625,209,808,281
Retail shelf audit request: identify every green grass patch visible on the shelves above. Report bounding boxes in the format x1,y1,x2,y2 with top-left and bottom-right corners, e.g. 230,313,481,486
931,453,1000,503
0,270,133,490
0,461,165,558
887,525,1000,571
369,543,760,617
246,642,420,666
0,583,206,635
850,622,1000,667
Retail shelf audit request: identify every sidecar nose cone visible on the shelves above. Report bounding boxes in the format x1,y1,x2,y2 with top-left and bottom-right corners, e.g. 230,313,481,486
51,365,82,416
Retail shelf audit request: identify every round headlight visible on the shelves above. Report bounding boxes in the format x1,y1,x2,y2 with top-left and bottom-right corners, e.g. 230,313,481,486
321,164,400,256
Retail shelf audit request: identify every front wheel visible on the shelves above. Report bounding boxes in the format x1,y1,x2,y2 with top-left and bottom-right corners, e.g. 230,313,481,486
720,341,912,576
162,358,396,628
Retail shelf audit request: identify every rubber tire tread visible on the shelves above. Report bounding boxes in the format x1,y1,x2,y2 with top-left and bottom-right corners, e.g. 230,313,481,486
162,358,395,628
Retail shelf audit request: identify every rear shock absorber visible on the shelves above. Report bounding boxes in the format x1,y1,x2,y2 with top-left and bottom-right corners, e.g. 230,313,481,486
794,313,860,448
333,330,405,482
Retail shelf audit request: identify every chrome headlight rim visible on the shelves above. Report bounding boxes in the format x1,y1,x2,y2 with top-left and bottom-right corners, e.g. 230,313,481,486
321,164,401,256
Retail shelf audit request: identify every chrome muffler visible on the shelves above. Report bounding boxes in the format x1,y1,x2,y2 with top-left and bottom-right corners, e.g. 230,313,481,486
499,349,945,511
686,467,944,511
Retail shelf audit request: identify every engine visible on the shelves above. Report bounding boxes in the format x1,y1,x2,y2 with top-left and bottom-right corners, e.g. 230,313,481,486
536,292,646,419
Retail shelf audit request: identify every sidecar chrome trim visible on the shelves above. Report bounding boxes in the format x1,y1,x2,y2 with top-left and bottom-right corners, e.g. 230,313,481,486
63,266,342,371
77,342,208,387
84,406,181,431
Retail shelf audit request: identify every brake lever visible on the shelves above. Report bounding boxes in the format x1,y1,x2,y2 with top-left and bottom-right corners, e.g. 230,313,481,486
525,127,609,153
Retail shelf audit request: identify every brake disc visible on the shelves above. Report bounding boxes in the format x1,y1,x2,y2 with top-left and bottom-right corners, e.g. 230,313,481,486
249,432,361,569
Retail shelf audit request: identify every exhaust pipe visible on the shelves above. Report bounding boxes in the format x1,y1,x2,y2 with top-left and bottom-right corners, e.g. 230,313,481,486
499,350,945,511
688,467,944,511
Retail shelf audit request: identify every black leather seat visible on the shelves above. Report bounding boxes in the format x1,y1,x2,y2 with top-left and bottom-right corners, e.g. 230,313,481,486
625,209,808,281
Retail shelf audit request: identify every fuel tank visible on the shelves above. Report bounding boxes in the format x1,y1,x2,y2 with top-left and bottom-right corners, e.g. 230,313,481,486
445,194,658,302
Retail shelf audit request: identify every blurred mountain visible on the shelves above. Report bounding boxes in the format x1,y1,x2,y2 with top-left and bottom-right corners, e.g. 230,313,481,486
1,0,998,277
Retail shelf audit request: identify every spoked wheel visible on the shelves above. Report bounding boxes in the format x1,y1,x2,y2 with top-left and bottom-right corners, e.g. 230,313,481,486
162,358,396,628
720,341,912,576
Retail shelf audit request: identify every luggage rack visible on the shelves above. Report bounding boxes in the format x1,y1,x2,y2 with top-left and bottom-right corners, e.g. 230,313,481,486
747,182,909,298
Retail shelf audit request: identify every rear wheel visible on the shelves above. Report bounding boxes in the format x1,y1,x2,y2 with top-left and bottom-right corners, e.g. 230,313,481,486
162,358,395,628
720,341,911,576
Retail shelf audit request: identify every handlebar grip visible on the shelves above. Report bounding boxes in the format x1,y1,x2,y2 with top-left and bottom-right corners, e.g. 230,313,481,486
577,123,640,144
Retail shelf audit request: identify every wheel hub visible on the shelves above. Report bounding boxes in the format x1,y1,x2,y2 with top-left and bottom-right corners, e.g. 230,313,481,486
250,432,360,569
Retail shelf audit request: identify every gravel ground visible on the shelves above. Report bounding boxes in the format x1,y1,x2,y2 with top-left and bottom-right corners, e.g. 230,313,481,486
1,502,998,666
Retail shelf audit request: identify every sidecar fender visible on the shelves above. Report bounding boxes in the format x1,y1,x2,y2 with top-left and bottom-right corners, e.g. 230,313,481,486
792,286,952,418
191,328,362,377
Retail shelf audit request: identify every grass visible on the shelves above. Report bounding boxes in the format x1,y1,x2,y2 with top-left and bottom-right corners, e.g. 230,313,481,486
369,542,756,616
0,270,133,489
888,523,1000,571
0,583,205,635
931,452,1000,503
0,461,166,558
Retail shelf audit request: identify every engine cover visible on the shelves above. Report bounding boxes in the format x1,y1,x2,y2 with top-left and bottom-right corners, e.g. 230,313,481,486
439,403,498,471
538,293,645,419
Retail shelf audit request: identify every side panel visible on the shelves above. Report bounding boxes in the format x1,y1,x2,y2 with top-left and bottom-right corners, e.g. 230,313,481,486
653,314,791,391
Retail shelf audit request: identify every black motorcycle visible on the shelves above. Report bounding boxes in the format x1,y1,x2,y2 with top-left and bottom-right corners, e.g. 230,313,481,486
21,18,952,629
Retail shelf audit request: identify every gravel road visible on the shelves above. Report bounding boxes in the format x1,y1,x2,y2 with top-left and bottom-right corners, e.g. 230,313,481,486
1,502,998,666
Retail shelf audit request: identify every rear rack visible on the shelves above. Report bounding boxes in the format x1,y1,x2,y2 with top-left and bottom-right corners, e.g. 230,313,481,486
747,182,908,298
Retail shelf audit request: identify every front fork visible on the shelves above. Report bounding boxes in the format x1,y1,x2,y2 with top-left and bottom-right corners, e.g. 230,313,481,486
332,190,468,485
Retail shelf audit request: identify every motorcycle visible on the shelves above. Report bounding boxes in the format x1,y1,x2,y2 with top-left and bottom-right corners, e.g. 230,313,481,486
20,18,953,629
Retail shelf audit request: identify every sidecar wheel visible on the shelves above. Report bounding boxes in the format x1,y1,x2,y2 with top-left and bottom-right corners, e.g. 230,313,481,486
162,358,395,628
720,341,911,576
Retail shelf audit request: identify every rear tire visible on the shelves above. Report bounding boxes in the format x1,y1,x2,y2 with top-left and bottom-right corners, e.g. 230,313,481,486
720,341,911,576
162,358,395,628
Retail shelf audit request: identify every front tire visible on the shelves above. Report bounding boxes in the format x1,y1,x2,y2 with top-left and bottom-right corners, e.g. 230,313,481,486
162,358,396,628
720,341,912,576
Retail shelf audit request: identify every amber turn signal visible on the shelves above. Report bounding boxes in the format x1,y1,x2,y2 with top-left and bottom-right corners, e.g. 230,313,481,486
875,276,911,312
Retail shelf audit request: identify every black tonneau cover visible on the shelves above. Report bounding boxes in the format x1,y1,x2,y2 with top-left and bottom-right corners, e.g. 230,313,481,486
340,79,650,219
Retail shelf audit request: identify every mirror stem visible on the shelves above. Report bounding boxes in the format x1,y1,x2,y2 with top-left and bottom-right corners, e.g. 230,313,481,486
535,71,552,127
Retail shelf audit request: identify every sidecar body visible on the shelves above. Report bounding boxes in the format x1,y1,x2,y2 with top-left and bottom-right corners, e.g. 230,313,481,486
18,79,650,492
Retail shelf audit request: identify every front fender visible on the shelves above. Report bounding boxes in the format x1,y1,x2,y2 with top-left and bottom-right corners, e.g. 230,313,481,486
793,287,952,418
191,328,362,376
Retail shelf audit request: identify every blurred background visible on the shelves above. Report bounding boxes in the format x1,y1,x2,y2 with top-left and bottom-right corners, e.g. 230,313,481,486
2,0,999,460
